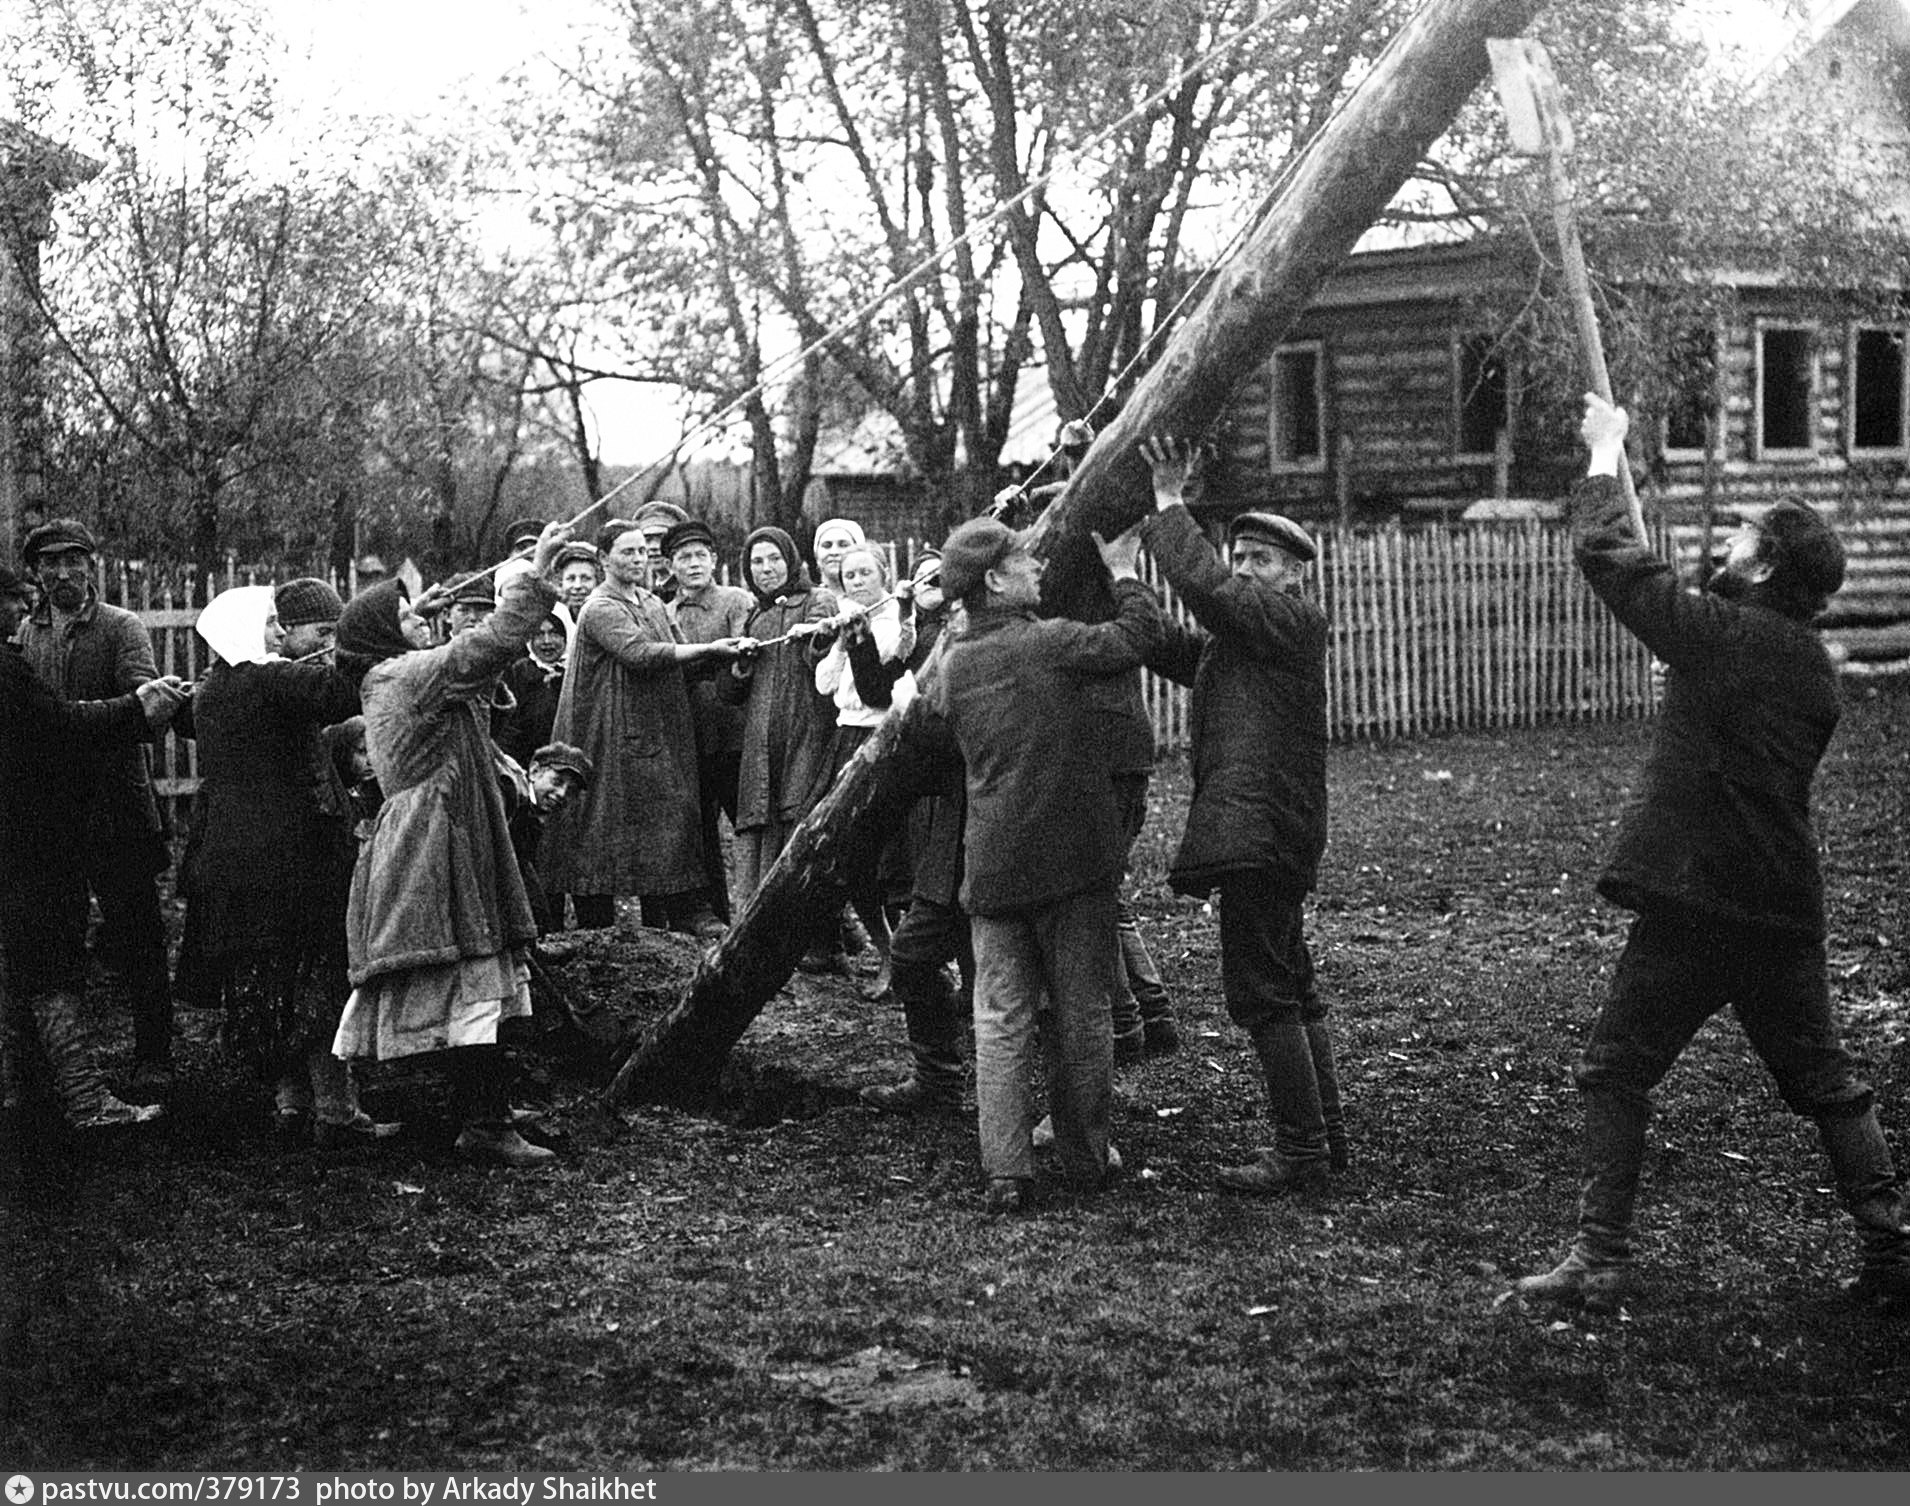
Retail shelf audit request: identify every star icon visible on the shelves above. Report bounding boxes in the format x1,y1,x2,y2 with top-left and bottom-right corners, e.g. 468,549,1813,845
5,1476,34,1505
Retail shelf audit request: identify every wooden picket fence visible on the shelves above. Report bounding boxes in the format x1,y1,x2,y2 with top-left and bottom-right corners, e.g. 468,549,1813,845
112,523,1659,812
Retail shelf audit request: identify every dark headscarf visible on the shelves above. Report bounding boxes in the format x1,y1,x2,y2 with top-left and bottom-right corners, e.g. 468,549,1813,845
335,578,414,684
741,526,813,611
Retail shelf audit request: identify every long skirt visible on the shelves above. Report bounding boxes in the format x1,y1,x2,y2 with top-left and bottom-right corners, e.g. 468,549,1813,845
332,951,532,1062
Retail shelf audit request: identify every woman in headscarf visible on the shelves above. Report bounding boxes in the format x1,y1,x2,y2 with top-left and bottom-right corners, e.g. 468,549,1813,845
812,544,916,999
810,517,866,598
180,583,372,1148
330,523,572,1170
494,601,572,770
720,526,841,898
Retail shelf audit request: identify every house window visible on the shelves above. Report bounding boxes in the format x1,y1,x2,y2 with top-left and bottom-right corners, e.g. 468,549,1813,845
1849,325,1907,453
1454,333,1509,458
1269,342,1324,468
1663,326,1719,455
1756,324,1816,456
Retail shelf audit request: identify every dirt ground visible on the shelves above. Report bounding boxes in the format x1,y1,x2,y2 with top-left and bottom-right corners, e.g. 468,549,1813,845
2,679,1907,1470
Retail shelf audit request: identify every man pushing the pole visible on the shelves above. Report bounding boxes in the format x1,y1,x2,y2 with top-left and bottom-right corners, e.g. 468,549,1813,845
1517,394,1908,1314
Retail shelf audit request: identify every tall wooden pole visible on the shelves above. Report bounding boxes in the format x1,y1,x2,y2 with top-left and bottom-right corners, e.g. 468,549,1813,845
608,0,1548,1108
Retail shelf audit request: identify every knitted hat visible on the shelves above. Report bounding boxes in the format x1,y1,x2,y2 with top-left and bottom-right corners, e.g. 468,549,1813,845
504,517,547,551
274,577,344,628
1228,510,1318,563
1761,499,1845,601
662,519,719,558
530,741,595,785
938,517,1021,601
907,548,943,589
22,517,98,564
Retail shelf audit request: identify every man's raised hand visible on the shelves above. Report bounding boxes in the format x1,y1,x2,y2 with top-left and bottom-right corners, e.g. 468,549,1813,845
1140,435,1205,511
1092,525,1143,582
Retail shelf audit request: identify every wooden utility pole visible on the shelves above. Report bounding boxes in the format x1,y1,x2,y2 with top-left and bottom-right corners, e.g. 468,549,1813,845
608,0,1548,1108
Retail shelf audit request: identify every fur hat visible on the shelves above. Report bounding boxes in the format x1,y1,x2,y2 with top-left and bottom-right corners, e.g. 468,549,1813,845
274,577,344,628
22,517,98,565
1228,510,1318,563
938,517,1021,602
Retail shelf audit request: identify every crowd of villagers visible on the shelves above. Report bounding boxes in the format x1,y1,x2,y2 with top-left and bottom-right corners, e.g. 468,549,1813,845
1,400,1906,1314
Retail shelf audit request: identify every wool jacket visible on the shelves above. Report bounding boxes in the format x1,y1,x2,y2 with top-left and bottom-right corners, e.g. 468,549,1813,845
182,657,361,960
720,585,842,832
1568,474,1841,937
931,576,1163,917
345,574,557,986
1139,505,1329,898
542,579,705,896
16,588,162,848
671,583,756,759
0,647,145,978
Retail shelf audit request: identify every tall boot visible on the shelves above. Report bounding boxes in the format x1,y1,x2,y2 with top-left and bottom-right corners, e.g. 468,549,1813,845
30,992,163,1130
861,961,964,1113
449,1046,551,1169
311,1047,400,1151
1817,1108,1910,1310
1516,1089,1646,1311
1307,1021,1349,1170
1217,1018,1328,1195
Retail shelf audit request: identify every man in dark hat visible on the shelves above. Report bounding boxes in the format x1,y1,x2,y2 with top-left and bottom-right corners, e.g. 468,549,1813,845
929,513,1163,1213
504,518,547,559
1138,439,1344,1197
275,577,344,665
2,560,186,1130
1516,394,1908,1314
663,518,754,922
634,501,692,603
16,517,176,1098
443,573,497,638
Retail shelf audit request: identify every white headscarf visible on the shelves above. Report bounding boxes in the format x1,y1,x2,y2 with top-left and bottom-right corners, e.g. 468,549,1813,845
195,585,278,667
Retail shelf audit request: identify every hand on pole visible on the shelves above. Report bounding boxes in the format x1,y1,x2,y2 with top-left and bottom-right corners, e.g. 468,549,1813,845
1580,392,1629,479
1139,435,1205,511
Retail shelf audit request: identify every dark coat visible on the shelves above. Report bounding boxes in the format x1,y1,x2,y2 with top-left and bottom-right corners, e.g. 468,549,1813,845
672,584,755,758
931,577,1163,916
181,658,361,959
0,648,146,987
346,574,558,985
1140,505,1328,898
1569,475,1840,937
494,652,565,769
542,579,704,896
16,589,162,850
719,585,841,832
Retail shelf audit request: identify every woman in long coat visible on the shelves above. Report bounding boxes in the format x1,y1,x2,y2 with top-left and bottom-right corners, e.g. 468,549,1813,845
330,531,570,1169
540,522,748,936
183,585,363,1139
719,526,841,898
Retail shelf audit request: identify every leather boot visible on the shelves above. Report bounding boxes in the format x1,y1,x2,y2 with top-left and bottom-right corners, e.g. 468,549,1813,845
1817,1108,1910,1310
861,961,964,1113
1516,1090,1645,1311
1218,1018,1328,1194
1307,1020,1349,1170
31,991,163,1130
449,1046,552,1169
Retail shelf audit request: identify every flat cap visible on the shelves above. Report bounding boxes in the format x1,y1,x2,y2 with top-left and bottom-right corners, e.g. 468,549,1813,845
554,541,601,572
1228,510,1317,564
504,517,547,550
662,519,719,558
938,517,1021,601
22,517,99,564
634,501,691,532
530,741,595,785
446,571,498,608
1761,499,1845,599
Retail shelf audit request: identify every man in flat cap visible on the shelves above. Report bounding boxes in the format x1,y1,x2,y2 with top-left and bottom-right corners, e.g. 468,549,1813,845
504,518,547,559
929,513,1163,1213
1139,439,1345,1197
1515,395,1908,1314
634,501,691,604
443,573,497,638
664,518,755,922
16,517,176,1098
